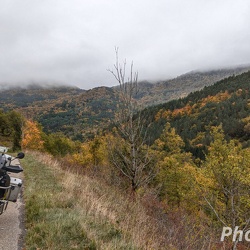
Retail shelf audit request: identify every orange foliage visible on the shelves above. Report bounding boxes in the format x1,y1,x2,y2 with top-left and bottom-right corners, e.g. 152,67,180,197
172,104,192,117
199,91,230,108
22,120,44,150
155,91,231,120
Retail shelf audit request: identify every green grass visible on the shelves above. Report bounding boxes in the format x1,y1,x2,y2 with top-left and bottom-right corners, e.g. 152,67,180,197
22,153,96,250
22,152,139,250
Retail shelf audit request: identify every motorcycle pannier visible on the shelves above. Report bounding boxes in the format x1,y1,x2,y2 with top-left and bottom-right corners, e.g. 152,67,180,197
0,171,10,199
8,177,22,202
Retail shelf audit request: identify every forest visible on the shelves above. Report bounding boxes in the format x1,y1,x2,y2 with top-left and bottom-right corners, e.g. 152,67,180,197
2,70,250,249
0,67,249,143
0,110,23,150
144,71,250,159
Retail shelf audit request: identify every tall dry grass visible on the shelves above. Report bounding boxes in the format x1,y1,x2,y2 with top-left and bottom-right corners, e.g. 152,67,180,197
24,151,218,249
29,151,164,249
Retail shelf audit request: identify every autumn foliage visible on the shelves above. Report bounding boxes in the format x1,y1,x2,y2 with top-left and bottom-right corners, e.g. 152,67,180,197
156,91,231,121
22,120,44,150
4,69,250,248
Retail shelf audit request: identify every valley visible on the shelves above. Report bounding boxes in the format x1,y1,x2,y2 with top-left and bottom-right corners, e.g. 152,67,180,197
0,65,249,141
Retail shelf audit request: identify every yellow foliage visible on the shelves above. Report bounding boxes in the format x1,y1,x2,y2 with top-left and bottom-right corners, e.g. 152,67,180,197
154,91,231,120
72,135,109,169
201,126,250,227
200,91,230,107
22,120,44,150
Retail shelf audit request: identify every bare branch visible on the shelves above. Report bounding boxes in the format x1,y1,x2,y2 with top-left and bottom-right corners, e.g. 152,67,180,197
107,48,155,192
203,196,227,227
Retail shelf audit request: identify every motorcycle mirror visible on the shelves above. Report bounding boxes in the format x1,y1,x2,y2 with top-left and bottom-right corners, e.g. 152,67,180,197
16,152,25,159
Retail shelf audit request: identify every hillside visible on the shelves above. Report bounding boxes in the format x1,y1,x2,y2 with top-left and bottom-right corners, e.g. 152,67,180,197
136,65,250,106
143,70,250,159
0,85,119,140
10,69,250,250
0,84,83,109
38,86,119,140
23,151,214,249
0,65,249,140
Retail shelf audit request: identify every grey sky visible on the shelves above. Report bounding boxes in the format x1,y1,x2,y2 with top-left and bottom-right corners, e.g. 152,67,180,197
0,0,250,89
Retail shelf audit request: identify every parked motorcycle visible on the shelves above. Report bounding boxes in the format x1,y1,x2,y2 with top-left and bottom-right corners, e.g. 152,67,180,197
0,146,24,215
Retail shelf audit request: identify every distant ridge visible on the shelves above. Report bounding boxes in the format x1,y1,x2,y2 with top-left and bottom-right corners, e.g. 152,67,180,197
132,65,250,106
0,65,249,140
143,69,250,157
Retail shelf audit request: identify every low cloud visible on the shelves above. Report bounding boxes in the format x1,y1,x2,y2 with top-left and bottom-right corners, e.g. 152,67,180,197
0,0,249,89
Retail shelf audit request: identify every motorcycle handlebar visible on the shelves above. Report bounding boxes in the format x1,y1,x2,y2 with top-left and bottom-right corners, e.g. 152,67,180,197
0,151,25,171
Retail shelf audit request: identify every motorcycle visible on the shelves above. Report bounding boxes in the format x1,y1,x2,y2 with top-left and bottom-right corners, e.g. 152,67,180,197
0,146,25,215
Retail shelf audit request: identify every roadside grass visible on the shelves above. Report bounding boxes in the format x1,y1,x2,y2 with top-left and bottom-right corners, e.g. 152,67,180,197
22,152,96,250
22,152,146,249
22,151,216,249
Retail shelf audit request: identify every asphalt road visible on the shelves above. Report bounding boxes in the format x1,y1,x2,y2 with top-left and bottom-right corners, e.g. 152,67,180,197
0,197,24,250
0,161,25,250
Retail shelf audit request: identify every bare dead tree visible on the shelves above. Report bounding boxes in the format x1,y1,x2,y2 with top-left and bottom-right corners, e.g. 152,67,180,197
107,48,156,193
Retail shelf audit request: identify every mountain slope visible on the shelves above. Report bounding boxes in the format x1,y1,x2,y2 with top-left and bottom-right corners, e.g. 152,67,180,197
38,86,119,140
23,151,174,249
143,70,250,158
0,66,249,140
0,85,119,140
136,65,250,106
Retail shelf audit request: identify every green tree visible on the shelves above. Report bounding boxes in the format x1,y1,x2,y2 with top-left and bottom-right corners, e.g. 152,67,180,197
43,133,75,157
9,111,23,151
154,123,198,209
202,126,250,249
0,110,23,150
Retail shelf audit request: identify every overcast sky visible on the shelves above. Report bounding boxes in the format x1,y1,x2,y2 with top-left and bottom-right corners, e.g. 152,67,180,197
1,0,250,89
